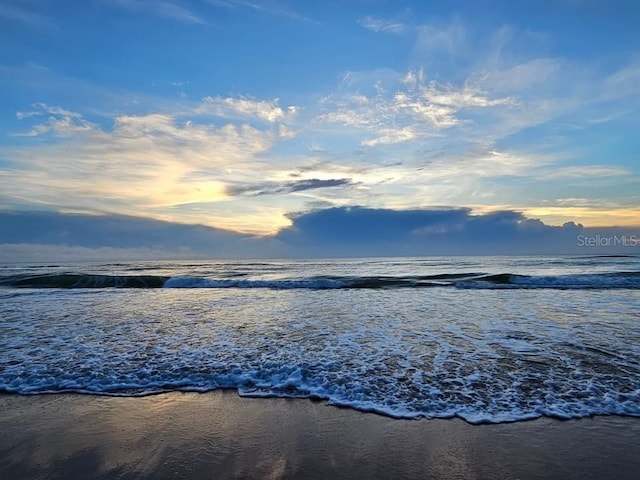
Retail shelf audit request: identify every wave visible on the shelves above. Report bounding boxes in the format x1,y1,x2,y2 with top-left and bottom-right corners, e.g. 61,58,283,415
1,271,640,290
579,254,639,258
454,272,640,289
0,273,168,289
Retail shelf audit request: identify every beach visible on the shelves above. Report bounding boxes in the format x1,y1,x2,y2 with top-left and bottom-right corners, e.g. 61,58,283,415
2,391,640,480
2,257,639,478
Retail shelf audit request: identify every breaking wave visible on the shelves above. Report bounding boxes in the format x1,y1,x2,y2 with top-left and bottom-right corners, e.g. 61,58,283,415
0,273,168,288
1,271,640,290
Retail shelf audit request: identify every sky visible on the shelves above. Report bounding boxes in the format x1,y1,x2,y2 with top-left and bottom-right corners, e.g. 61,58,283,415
0,0,639,258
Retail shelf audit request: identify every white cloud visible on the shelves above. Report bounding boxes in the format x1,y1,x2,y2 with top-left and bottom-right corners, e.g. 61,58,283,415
3,107,281,232
318,68,513,143
421,85,513,108
106,0,205,24
358,16,406,34
472,58,563,93
21,116,95,137
198,96,298,123
16,103,84,120
206,0,319,24
536,165,632,179
361,127,417,147
208,0,269,10
278,124,297,139
14,103,96,136
607,62,640,86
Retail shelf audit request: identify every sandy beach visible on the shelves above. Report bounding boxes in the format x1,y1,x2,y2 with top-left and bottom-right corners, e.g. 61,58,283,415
1,391,638,479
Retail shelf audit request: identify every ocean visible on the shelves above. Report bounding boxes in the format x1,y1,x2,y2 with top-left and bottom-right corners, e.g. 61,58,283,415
1,255,639,424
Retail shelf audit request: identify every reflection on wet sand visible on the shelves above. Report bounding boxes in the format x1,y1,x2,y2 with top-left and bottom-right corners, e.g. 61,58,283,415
2,391,640,479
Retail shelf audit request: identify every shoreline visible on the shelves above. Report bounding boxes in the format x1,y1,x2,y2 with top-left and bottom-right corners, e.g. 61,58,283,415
2,391,640,479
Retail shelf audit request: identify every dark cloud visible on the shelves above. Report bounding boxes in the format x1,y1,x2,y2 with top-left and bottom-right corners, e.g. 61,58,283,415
276,206,628,256
226,178,353,196
281,206,472,243
0,211,252,253
1,208,638,260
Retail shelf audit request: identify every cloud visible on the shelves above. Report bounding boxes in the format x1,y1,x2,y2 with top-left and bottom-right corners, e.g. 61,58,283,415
318,67,513,144
276,206,606,255
3,208,637,260
0,210,253,253
606,61,640,93
105,0,205,24
521,206,640,229
226,178,353,196
358,16,406,34
197,96,298,123
0,63,171,117
2,105,280,232
14,103,95,136
207,0,319,24
536,165,631,179
308,21,639,230
415,21,466,56
16,103,84,120
281,206,473,243
360,126,418,147
3,17,639,236
5,52,638,234
472,58,563,93
0,243,195,262
0,2,55,29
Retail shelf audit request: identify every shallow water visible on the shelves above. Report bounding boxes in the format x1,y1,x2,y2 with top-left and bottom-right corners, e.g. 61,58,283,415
1,255,639,423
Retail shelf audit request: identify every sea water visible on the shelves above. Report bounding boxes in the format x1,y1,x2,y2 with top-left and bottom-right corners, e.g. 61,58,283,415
1,255,639,424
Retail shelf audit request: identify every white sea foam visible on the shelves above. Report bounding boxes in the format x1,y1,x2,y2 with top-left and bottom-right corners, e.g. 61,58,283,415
163,276,346,289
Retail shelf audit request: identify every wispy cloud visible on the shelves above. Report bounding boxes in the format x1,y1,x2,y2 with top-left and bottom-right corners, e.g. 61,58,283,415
16,103,84,120
537,165,632,179
196,96,298,123
318,67,513,145
358,15,406,34
360,127,418,147
227,178,354,196
106,0,205,24
471,58,563,92
0,2,55,29
414,20,466,56
15,103,95,136
207,0,319,25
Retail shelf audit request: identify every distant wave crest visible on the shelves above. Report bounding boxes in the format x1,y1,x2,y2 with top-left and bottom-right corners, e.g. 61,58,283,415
2,271,640,290
0,273,168,289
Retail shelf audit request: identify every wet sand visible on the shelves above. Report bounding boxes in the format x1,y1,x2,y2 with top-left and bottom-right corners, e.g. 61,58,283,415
1,391,639,479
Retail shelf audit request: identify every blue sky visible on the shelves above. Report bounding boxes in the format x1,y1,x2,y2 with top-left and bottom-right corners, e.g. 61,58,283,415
1,0,639,257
